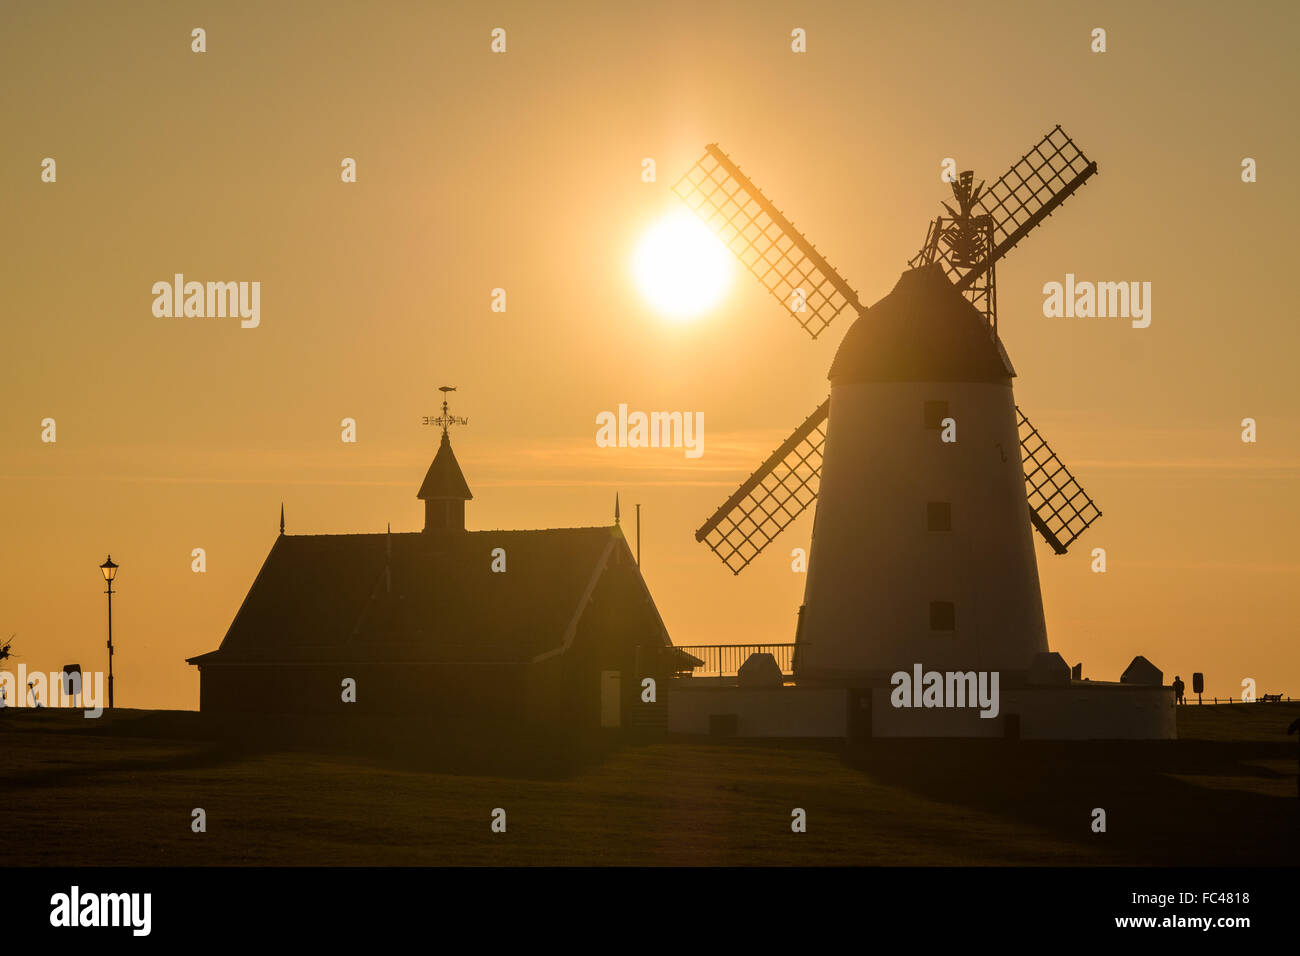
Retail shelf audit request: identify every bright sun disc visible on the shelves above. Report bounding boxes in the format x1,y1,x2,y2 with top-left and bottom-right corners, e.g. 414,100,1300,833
633,210,732,320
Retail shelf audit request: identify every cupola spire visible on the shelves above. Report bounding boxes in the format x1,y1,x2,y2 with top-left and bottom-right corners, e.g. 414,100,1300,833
418,386,472,532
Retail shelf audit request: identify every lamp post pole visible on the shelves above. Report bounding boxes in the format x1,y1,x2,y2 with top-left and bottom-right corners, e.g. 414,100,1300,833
100,555,118,709
106,576,114,709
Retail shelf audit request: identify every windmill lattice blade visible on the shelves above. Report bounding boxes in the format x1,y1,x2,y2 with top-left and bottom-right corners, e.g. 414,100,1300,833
911,126,1098,290
696,399,830,574
673,145,860,340
1017,406,1101,554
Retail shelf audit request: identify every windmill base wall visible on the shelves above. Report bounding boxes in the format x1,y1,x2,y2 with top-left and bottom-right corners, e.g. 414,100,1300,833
666,680,1175,740
870,682,1175,739
667,683,847,738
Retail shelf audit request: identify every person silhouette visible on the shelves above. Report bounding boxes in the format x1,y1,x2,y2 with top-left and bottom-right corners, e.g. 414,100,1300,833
1289,717,1300,800
1172,675,1185,705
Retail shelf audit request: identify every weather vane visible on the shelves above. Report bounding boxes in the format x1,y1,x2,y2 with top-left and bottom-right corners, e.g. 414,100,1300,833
938,169,992,271
422,385,468,437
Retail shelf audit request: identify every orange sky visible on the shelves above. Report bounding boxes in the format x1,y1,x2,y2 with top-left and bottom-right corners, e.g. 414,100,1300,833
2,0,1297,710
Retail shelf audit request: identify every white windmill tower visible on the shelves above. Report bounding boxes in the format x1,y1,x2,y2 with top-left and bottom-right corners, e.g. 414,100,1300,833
673,127,1103,686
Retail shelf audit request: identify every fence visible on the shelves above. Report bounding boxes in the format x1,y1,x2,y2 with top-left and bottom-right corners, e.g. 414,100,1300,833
1179,696,1293,704
669,644,796,678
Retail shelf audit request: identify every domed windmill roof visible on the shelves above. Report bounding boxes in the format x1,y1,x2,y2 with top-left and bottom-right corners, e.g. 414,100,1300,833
829,262,1012,385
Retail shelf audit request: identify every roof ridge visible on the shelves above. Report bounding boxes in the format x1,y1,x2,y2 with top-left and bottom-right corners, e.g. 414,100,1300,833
280,525,617,538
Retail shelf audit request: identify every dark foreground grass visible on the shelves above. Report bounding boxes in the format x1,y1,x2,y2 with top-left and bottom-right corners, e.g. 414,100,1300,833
2,704,1296,866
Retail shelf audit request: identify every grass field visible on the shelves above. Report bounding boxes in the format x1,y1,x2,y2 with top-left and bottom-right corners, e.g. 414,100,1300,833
3,704,1297,866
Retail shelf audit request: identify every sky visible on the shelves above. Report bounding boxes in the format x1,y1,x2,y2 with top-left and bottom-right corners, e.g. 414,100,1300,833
2,0,1297,710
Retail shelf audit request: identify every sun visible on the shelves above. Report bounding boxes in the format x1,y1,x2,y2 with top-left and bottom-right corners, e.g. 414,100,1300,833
633,209,733,320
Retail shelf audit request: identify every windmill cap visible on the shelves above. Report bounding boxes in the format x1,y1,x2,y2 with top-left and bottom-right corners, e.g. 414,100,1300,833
829,263,1011,385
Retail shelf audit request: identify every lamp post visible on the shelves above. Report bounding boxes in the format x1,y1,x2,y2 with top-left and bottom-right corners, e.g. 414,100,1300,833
99,555,118,709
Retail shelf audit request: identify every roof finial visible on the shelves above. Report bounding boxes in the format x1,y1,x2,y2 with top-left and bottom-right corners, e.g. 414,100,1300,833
423,385,469,440
615,492,621,526
279,502,285,535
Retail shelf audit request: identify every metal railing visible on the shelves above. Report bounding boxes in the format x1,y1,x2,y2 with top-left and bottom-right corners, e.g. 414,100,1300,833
670,644,796,678
1178,696,1293,704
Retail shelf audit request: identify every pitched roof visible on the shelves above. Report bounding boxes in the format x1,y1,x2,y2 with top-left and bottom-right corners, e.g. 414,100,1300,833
829,263,1012,385
417,433,472,500
187,526,658,666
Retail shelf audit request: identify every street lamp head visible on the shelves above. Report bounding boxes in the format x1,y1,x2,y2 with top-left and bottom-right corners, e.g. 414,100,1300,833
100,555,118,583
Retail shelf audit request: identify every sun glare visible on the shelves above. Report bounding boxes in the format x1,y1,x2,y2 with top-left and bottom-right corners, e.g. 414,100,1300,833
633,210,733,320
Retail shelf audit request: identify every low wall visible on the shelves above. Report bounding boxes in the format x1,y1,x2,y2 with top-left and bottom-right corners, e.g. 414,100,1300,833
667,683,847,737
872,681,1175,739
667,680,1176,740
1021,683,1176,740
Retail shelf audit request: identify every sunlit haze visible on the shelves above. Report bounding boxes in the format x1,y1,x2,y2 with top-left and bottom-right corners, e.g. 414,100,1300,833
633,209,733,319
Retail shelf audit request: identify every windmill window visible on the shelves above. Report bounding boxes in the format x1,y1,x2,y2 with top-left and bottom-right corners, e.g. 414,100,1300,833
930,601,956,631
927,502,952,532
924,400,949,430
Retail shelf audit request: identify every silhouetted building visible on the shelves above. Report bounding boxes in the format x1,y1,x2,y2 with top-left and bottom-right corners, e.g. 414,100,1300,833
797,264,1049,684
187,427,674,730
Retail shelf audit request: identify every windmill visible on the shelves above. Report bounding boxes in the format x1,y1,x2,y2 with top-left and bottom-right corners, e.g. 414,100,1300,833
673,126,1103,682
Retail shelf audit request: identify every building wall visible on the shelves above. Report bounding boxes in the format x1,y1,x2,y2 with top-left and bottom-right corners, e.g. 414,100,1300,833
1017,684,1176,740
561,552,676,728
870,683,1176,739
798,381,1049,681
198,661,535,717
666,681,1175,740
668,684,848,737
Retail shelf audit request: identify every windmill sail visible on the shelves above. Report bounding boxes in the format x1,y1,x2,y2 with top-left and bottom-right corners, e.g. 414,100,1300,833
695,399,830,573
673,145,861,340
1017,406,1102,554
